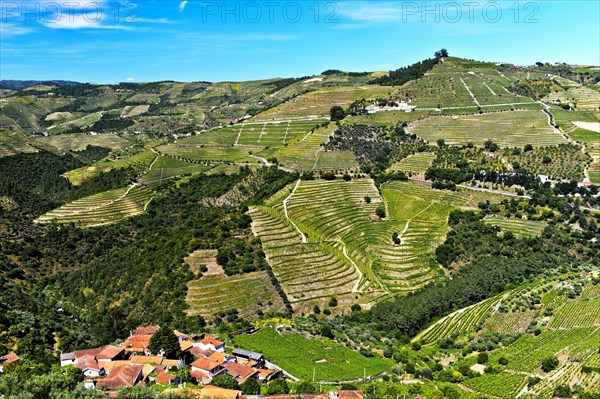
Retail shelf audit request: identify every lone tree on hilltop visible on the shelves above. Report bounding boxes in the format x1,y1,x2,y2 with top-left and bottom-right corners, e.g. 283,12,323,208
148,327,180,358
330,106,346,122
435,49,449,58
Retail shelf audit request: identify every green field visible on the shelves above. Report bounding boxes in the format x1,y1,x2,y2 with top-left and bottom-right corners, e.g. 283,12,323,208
178,120,326,148
252,86,394,121
399,60,537,110
34,133,130,152
410,110,567,147
140,155,212,185
0,130,37,157
233,327,394,381
273,123,337,171
483,216,548,238
388,152,436,177
313,150,359,171
63,149,156,185
35,184,153,227
155,144,257,163
463,372,526,399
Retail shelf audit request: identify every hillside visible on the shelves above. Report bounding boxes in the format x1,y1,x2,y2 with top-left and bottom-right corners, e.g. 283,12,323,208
1,53,599,399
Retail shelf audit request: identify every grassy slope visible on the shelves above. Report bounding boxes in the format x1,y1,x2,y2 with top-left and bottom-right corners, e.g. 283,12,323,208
233,327,394,381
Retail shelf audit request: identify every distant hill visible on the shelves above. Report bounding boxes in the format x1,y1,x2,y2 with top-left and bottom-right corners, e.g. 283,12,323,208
0,80,80,90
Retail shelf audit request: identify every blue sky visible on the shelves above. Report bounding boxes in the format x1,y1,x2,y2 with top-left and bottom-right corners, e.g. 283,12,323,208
1,0,598,83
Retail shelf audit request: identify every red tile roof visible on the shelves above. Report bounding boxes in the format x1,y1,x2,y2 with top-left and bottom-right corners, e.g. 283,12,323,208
199,337,224,347
222,362,258,382
0,353,19,364
122,335,152,352
191,357,222,372
73,347,103,359
76,355,100,371
96,364,143,390
155,372,176,384
190,347,215,358
132,325,159,336
96,345,124,360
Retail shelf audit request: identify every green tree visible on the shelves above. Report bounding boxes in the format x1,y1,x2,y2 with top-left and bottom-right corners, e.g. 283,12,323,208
240,378,261,395
320,325,334,339
553,384,572,398
541,356,559,372
148,327,181,359
296,381,317,394
212,374,241,390
268,378,290,395
375,205,386,219
330,106,346,122
477,352,489,364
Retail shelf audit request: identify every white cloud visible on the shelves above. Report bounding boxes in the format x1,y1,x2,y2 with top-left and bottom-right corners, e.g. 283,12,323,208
42,12,132,30
132,18,173,24
179,0,188,12
338,2,405,23
0,22,35,37
126,77,135,81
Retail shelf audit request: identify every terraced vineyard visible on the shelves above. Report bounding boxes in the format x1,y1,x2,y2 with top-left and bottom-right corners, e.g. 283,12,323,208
400,60,538,111
544,80,600,111
549,283,600,329
63,149,156,185
177,120,326,147
34,133,130,152
35,184,153,227
252,86,393,121
249,179,462,313
140,156,212,185
413,295,502,344
481,310,536,334
463,372,526,399
185,258,286,320
483,216,548,238
409,110,566,147
0,130,37,157
313,150,359,171
273,123,337,171
388,152,436,177
489,327,600,373
155,144,255,163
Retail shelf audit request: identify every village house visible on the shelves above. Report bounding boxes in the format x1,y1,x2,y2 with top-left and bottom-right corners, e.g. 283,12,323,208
95,363,144,390
232,348,265,368
76,354,104,378
57,326,283,391
154,372,181,385
96,345,127,368
190,356,227,383
194,337,225,352
0,353,19,373
222,361,258,383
